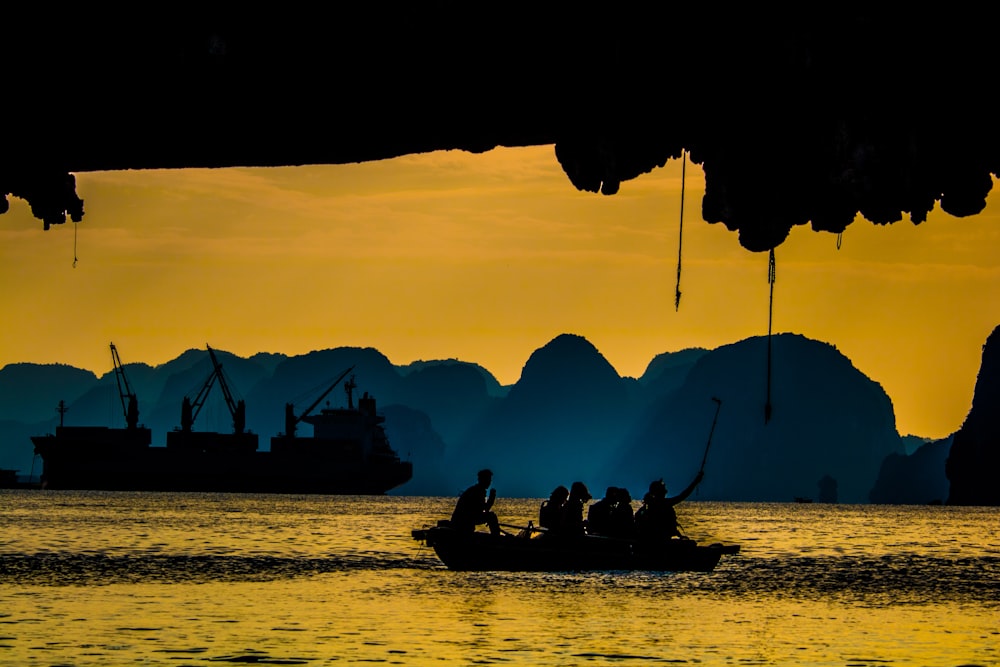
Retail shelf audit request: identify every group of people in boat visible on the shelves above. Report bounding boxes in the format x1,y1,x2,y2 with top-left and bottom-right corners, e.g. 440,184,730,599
450,468,705,542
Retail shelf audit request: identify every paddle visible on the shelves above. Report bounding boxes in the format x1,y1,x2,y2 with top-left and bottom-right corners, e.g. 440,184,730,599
699,397,722,474
499,521,548,537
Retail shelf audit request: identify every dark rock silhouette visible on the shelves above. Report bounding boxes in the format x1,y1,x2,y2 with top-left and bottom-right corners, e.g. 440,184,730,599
612,334,902,503
0,363,97,423
396,361,498,451
0,419,47,480
147,348,272,438
399,360,507,398
870,437,951,505
445,334,642,498
946,325,1000,505
3,9,998,250
381,404,447,496
817,475,838,504
244,347,404,444
2,331,986,503
637,348,710,403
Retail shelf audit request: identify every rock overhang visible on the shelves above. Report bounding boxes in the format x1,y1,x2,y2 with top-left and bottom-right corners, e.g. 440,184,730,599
3,6,997,252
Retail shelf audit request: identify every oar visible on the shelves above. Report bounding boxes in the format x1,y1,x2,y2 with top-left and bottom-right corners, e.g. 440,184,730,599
499,521,548,536
699,397,722,474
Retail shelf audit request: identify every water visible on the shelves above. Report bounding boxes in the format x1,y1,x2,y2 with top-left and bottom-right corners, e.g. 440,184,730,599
1,491,997,666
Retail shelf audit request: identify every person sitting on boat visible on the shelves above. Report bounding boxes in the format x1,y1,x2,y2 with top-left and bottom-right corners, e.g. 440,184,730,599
634,471,704,541
538,485,569,530
608,487,635,538
451,468,500,536
559,481,592,536
586,486,619,537
589,487,636,538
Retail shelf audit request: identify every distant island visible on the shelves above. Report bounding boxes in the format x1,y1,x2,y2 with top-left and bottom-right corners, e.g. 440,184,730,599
3,328,997,504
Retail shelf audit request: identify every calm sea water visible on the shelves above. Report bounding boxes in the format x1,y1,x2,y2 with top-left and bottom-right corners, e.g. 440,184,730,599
0,491,997,666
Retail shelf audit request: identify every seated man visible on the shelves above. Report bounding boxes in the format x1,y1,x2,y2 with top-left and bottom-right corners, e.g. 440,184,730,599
451,468,500,535
635,471,703,541
559,481,591,536
539,485,569,530
589,487,635,538
586,486,619,536
608,487,636,538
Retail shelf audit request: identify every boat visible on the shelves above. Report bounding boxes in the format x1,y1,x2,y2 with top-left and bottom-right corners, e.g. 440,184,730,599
412,395,737,573
0,468,17,487
31,344,413,494
412,522,740,572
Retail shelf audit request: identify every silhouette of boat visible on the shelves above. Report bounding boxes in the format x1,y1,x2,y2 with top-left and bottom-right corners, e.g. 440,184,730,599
31,345,413,494
0,468,40,489
412,523,739,572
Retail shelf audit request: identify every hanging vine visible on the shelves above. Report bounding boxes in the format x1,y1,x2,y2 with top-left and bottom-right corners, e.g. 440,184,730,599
674,150,686,311
765,247,776,424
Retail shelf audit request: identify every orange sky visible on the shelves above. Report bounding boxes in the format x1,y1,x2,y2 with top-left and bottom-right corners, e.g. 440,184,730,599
2,146,998,439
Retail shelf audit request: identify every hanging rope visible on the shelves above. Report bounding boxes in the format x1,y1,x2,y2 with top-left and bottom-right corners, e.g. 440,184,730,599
765,248,776,424
72,220,79,268
836,231,843,250
674,150,686,311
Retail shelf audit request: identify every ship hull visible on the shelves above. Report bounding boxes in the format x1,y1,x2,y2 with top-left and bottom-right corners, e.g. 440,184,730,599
31,430,413,495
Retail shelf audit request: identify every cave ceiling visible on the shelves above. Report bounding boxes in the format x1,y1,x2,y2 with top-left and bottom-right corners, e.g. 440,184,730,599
2,6,997,252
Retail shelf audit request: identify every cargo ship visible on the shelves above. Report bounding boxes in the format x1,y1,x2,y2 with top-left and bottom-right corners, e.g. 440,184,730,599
30,344,413,494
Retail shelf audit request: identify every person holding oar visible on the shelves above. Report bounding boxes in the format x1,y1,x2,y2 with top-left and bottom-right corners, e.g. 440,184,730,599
634,472,703,540
635,396,720,541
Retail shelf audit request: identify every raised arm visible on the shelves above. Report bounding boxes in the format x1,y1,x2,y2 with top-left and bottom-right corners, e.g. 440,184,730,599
668,470,704,505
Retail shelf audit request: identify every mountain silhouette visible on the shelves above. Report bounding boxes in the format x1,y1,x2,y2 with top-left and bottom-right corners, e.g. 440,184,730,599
244,347,405,445
869,437,951,504
946,324,1000,505
637,348,710,403
399,359,507,398
146,348,274,439
7,330,993,503
381,404,447,495
444,334,642,498
611,334,902,503
0,363,97,423
397,362,497,451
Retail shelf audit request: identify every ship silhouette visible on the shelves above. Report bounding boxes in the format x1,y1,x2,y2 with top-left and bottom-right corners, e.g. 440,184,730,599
31,345,412,494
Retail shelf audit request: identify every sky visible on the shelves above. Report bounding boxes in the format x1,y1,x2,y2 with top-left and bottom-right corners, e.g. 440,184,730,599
2,146,998,439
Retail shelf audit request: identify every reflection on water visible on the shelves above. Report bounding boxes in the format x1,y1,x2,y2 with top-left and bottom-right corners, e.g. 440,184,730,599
1,491,998,666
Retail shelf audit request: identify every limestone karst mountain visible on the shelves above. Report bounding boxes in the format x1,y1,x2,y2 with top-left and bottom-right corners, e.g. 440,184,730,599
611,334,903,503
8,330,993,503
0,363,97,424
869,437,951,505
946,325,1000,505
444,333,644,497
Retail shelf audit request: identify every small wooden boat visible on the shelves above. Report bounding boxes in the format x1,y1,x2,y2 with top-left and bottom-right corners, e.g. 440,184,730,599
412,522,739,572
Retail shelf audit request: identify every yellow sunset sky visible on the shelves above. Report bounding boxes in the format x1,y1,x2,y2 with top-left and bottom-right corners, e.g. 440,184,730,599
2,146,998,439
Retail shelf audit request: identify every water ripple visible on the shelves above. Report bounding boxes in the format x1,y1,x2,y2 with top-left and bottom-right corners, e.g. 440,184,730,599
2,550,998,607
714,553,1000,605
0,552,439,586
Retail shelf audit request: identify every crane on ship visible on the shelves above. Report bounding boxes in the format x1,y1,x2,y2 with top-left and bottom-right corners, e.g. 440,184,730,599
178,345,248,435
110,342,141,430
282,365,355,438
